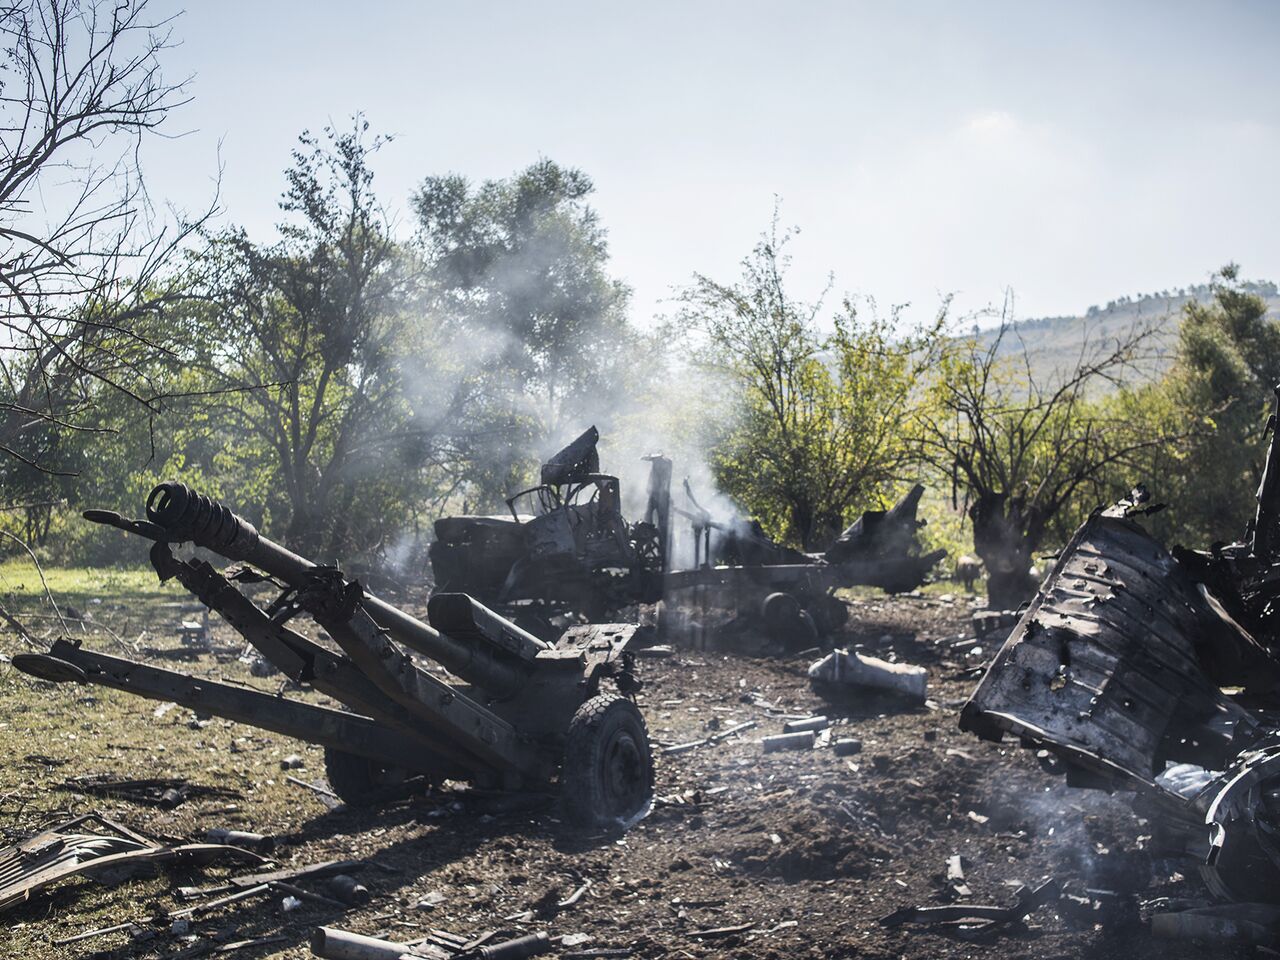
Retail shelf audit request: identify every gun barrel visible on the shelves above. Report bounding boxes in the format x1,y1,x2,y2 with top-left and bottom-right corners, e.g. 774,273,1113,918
140,482,529,693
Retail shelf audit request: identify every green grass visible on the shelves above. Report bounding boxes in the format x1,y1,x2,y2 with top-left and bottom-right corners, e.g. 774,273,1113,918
0,560,181,611
0,560,187,652
0,563,343,958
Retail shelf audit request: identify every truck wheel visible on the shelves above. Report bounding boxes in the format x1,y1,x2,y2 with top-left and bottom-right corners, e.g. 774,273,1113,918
824,594,850,630
561,694,654,829
762,592,819,649
322,748,406,806
806,594,850,636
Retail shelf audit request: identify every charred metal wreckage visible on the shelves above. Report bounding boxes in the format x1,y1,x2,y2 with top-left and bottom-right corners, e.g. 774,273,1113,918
430,426,946,645
962,389,1280,905
13,483,654,827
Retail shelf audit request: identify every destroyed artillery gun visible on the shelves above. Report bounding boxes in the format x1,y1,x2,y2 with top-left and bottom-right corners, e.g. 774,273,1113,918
961,387,1280,904
12,483,655,828
431,425,946,646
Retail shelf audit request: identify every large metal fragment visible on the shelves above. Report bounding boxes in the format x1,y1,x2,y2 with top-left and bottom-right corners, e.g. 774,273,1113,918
430,426,945,647
809,648,927,704
0,814,264,915
961,512,1260,789
960,498,1280,904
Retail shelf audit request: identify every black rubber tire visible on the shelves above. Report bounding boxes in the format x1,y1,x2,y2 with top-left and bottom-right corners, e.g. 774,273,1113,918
761,591,802,629
793,610,820,649
762,592,819,649
323,748,405,806
561,694,654,829
807,594,850,636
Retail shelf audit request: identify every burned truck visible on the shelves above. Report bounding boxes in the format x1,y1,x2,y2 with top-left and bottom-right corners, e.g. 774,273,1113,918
430,426,946,645
13,483,654,828
430,427,668,625
961,391,1280,906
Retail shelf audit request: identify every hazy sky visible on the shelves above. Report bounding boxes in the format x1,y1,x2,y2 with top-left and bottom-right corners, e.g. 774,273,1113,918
143,0,1280,327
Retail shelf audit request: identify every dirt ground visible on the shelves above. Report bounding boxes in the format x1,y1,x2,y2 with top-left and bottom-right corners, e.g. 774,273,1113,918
0,582,1251,959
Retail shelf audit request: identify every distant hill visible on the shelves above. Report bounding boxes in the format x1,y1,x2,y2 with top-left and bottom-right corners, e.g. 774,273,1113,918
968,281,1280,384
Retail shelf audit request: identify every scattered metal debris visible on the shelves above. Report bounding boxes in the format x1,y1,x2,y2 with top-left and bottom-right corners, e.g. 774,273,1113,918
177,605,212,648
762,731,815,753
57,774,241,809
50,920,144,945
176,858,368,902
880,878,1061,932
689,921,755,939
832,737,862,756
327,874,370,906
782,715,829,733
0,813,265,916
661,719,758,755
946,854,972,897
970,609,1019,641
808,648,927,704
206,828,275,853
471,931,553,959
310,926,418,959
1151,902,1280,944
310,926,554,960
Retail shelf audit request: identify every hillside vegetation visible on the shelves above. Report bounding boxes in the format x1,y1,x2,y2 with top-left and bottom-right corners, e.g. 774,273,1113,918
972,281,1280,383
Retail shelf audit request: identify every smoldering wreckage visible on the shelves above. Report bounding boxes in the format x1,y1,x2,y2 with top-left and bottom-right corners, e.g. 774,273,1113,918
6,423,1280,955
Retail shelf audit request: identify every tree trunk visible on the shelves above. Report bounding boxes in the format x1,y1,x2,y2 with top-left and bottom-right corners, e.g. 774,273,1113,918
969,492,1038,610
286,502,323,557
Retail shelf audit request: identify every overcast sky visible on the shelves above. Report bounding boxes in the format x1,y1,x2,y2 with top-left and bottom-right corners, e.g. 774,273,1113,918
144,0,1280,327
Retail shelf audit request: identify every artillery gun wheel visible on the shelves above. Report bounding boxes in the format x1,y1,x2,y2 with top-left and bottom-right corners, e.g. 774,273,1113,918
322,748,409,806
561,694,654,828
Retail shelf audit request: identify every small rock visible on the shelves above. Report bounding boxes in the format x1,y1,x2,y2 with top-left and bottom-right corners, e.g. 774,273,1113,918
414,890,447,910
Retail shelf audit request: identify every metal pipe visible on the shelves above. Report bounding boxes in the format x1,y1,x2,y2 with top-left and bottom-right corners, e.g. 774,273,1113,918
426,592,549,657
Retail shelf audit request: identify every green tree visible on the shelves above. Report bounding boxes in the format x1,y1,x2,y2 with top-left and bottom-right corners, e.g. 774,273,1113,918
683,219,943,550
1164,264,1280,542
183,121,435,556
916,315,1174,608
412,159,637,504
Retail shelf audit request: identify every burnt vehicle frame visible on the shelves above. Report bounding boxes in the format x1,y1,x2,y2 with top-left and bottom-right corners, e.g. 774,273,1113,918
13,483,655,827
430,426,946,645
430,428,668,627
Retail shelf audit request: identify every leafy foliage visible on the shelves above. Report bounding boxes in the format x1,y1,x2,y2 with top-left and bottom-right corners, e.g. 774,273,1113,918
1121,265,1280,545
915,311,1178,605
682,218,944,550
412,160,642,505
